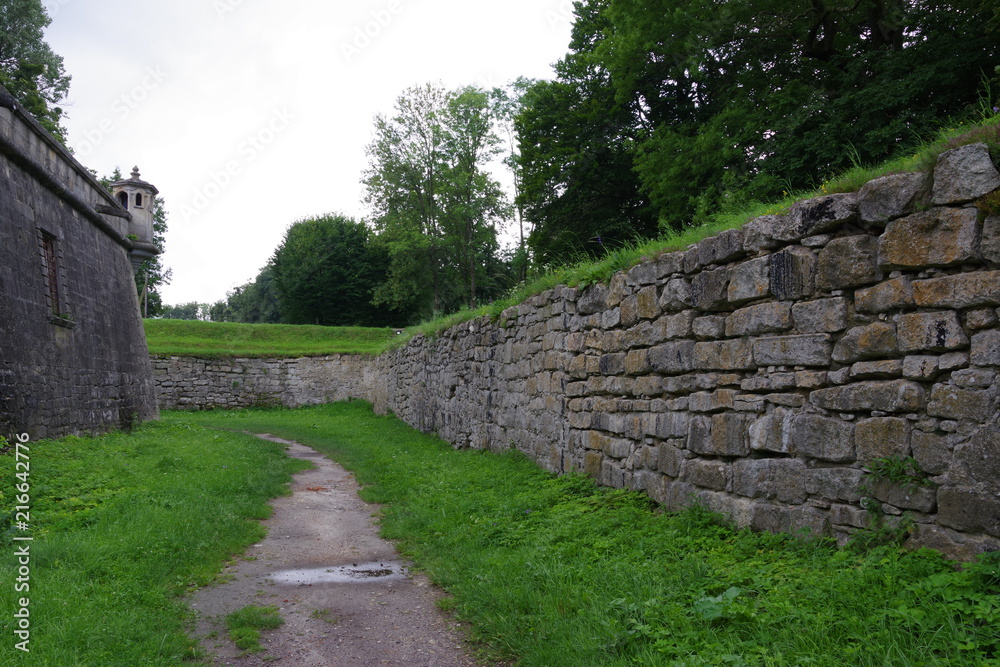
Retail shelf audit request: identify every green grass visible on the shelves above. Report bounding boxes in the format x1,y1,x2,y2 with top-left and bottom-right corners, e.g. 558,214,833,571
143,319,400,358
173,402,1000,667
0,423,310,666
224,605,284,654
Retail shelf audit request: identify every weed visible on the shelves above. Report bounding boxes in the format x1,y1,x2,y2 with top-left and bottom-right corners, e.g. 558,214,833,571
866,455,934,489
225,604,284,654
310,608,340,624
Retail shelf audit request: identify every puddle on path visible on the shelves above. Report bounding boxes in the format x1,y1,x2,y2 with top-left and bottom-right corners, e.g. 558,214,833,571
269,561,409,585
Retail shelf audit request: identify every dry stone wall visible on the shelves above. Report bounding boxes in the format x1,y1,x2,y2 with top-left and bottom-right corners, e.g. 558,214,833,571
367,142,1000,559
152,355,373,410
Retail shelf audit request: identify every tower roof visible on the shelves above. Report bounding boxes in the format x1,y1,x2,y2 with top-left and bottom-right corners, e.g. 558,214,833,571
110,166,159,195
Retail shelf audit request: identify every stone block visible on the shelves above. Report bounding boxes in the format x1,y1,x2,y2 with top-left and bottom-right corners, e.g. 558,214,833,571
626,261,658,286
911,431,955,475
686,415,713,455
912,271,1000,309
577,283,608,314
902,355,940,380
955,425,1000,489
649,340,696,375
932,143,1000,205
896,311,968,353
971,330,1000,367
858,171,932,224
657,252,685,277
770,246,816,300
870,478,937,513
620,296,639,327
927,385,995,422
693,316,726,339
726,302,792,337
743,213,791,251
691,267,731,310
658,440,687,477
792,297,848,333
636,285,660,319
789,413,856,462
655,411,690,439
937,487,1000,537
624,349,651,376
832,322,898,363
879,207,980,269
599,353,626,375
652,311,695,341
967,309,999,331
811,379,925,413
791,193,860,236
683,459,729,491
698,227,746,266
855,276,915,313
806,468,865,503
750,504,792,534
693,339,755,371
749,409,792,454
688,389,737,412
727,256,771,304
733,458,807,504
817,235,880,290
710,412,754,456
753,334,832,367
660,278,693,311
850,360,904,380
621,321,656,350
984,215,1000,265
856,417,910,463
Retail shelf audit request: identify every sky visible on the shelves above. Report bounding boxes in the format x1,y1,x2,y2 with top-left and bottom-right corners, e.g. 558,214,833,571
42,0,575,306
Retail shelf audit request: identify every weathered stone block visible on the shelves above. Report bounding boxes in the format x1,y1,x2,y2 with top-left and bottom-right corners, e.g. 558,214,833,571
636,285,660,319
858,171,931,224
753,334,832,367
984,215,1000,265
733,458,807,503
850,360,903,380
971,330,1000,367
621,321,656,350
693,316,726,339
599,353,626,376
811,380,925,413
910,431,954,475
655,412,690,439
817,235,880,290
727,256,771,304
870,478,937,513
658,441,687,477
691,267,731,310
955,425,1000,489
896,311,969,353
688,389,737,412
657,252,685,278
749,409,792,453
577,283,608,314
937,487,1000,537
710,412,754,456
932,143,1000,205
902,355,940,380
620,296,639,327
624,349,651,376
790,413,856,462
913,272,1000,309
694,339,755,371
856,417,910,463
626,261,658,286
806,468,864,503
683,459,729,491
879,207,981,269
699,228,746,266
687,415,713,455
770,246,816,300
791,193,860,236
750,504,792,534
743,213,792,251
660,278,693,311
927,385,995,422
792,297,848,333
855,276,915,313
653,311,695,341
833,322,898,363
726,302,792,337
649,341,696,375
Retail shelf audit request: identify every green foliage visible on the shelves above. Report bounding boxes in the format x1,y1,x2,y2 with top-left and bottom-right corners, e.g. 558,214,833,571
143,318,398,358
866,456,935,490
0,422,308,665
0,0,71,142
225,605,284,654
180,402,1000,666
270,213,405,327
209,262,283,324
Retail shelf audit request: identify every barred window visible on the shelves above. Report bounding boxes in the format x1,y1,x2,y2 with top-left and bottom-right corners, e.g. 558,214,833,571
40,231,60,315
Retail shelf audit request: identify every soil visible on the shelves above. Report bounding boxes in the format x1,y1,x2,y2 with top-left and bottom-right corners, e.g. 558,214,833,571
187,434,485,666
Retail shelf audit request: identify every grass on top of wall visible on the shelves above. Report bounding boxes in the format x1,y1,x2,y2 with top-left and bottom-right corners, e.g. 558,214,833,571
171,401,1000,667
143,319,400,358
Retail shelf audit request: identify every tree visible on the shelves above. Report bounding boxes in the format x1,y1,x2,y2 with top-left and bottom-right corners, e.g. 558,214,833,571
270,214,403,327
0,0,71,142
159,302,209,320
363,83,512,317
210,263,283,324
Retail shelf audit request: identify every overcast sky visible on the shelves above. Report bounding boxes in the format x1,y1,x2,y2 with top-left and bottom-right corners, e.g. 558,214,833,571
43,0,574,306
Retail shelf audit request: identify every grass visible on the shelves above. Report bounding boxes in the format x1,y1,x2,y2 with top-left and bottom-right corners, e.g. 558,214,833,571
172,402,1000,667
225,605,284,654
0,423,310,666
143,318,400,358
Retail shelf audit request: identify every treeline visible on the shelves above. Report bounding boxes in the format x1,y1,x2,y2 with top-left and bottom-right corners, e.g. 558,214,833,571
193,0,999,326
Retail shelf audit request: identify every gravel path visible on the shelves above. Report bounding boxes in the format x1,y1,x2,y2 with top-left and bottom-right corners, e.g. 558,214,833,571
187,434,484,666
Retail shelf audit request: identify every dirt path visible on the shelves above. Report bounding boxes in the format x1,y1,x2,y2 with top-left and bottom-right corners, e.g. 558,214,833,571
187,434,483,667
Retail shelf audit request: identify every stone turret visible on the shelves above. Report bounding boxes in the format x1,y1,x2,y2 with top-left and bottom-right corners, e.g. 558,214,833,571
111,166,160,270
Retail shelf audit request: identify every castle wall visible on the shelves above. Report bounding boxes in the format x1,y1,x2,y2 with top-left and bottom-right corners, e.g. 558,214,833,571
0,91,158,439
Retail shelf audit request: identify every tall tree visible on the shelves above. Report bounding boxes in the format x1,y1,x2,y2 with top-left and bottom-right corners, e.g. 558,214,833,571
0,0,71,142
270,214,403,327
363,83,511,316
210,263,283,324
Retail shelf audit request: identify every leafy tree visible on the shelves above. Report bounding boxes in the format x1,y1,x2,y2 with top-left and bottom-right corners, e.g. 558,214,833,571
0,0,71,142
270,214,404,327
363,83,512,317
159,302,209,320
210,263,283,324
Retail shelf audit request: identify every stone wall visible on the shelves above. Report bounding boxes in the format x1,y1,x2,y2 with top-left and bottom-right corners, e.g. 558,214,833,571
152,355,373,411
366,142,1000,559
0,86,158,439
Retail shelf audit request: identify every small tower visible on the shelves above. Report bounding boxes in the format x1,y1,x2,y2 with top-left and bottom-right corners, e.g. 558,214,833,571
111,166,160,270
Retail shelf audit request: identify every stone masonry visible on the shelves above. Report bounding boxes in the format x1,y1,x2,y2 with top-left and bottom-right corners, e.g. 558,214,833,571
157,142,1000,559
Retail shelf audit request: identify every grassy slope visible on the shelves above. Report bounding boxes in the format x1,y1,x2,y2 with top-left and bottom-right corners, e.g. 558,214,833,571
144,318,399,358
173,403,1000,667
0,423,310,666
